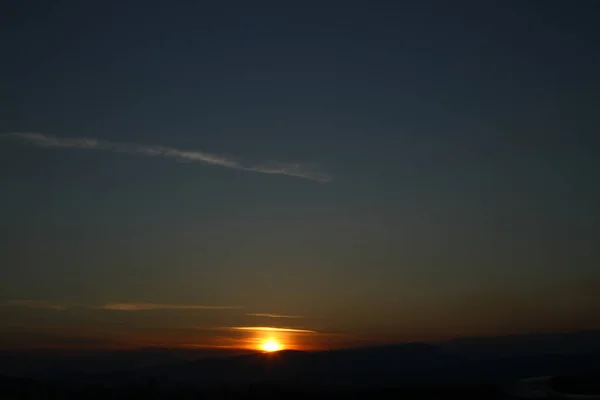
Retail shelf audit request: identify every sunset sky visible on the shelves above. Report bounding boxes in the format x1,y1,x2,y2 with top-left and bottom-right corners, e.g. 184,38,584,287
1,1,599,351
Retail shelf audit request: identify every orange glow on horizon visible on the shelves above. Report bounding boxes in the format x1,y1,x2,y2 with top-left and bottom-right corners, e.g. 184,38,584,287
261,339,282,352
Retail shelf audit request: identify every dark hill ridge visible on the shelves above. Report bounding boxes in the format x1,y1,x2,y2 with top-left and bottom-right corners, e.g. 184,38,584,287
2,331,600,389
79,341,600,389
0,347,250,379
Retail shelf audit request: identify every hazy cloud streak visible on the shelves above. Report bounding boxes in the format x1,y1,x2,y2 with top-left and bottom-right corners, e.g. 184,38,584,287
6,132,332,182
7,300,68,311
9,133,101,149
98,303,238,311
7,300,237,312
230,326,317,333
246,313,304,319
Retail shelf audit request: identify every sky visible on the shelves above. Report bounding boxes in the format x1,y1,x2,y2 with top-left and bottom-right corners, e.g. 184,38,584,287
1,0,599,351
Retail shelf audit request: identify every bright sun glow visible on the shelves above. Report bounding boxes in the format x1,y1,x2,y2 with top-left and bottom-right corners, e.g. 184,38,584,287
261,340,282,352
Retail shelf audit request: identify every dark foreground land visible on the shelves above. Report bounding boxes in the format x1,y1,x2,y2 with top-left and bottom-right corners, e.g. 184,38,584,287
3,375,600,399
1,332,600,399
0,376,507,399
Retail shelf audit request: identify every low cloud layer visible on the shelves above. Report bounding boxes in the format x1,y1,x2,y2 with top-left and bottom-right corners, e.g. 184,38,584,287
6,133,332,183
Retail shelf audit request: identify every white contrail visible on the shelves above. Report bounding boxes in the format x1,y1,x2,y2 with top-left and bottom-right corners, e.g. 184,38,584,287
5,132,332,183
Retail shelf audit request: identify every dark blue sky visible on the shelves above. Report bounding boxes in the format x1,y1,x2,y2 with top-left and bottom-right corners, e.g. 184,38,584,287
1,0,599,349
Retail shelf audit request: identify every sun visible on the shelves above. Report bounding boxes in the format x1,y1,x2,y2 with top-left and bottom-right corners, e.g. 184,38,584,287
261,339,282,352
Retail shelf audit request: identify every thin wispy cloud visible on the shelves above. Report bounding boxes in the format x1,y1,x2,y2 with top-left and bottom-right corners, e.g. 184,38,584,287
7,300,68,311
10,133,101,149
6,300,237,312
246,313,304,319
6,132,332,183
230,327,317,333
98,303,238,311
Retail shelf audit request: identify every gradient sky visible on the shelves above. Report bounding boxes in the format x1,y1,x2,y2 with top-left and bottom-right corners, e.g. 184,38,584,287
1,0,599,350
